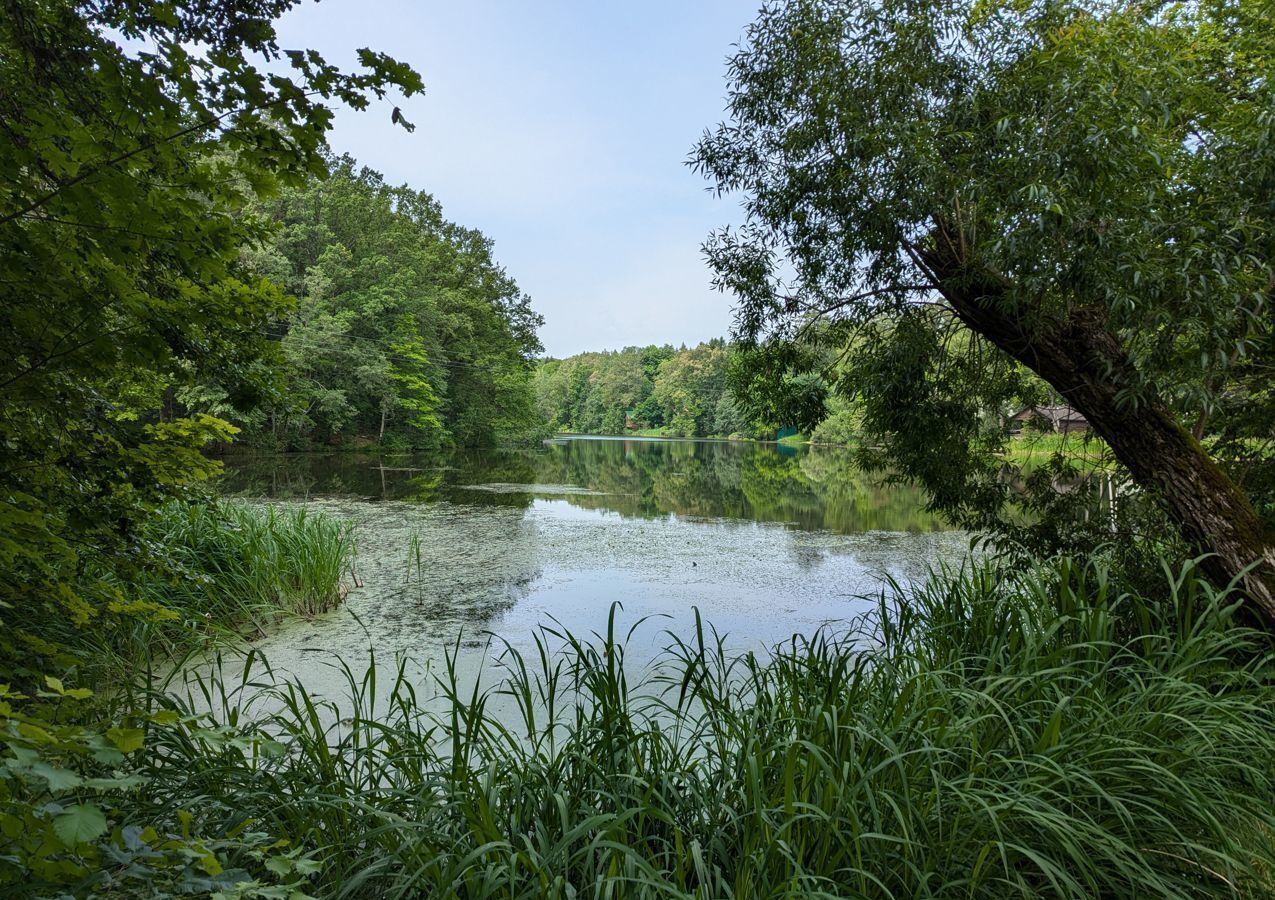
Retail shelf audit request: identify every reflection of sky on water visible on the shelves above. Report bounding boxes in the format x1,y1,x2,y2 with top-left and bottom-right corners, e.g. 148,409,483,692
199,440,970,721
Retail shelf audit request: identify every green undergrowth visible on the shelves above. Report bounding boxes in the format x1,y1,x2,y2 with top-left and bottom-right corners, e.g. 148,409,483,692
1,500,357,894
7,556,1274,897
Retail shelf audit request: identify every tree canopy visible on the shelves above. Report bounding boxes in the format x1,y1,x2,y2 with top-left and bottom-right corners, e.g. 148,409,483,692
189,156,544,449
694,0,1275,624
0,0,421,667
535,341,781,439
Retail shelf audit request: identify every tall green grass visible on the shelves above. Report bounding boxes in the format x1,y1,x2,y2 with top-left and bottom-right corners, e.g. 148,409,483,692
125,501,354,658
122,556,1275,898
1004,430,1112,471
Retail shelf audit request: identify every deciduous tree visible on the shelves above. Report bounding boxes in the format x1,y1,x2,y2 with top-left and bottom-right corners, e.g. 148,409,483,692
694,0,1275,625
0,0,420,669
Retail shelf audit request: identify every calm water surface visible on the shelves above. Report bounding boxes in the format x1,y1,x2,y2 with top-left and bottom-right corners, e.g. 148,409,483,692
210,437,969,713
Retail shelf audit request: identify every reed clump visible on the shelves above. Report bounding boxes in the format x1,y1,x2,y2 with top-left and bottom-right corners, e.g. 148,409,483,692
122,556,1275,898
144,500,355,630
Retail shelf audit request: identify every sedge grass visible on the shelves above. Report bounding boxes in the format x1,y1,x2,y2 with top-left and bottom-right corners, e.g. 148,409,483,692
113,555,1275,899
98,501,357,673
147,500,354,623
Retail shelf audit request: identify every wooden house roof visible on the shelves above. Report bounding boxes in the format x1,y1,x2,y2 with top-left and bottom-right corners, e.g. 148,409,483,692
1011,404,1089,425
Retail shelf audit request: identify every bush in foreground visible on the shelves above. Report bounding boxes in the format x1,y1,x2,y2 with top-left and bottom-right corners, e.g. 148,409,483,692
0,501,356,893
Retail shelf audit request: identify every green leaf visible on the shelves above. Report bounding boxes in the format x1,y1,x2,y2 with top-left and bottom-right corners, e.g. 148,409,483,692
31,762,82,791
92,747,125,766
150,709,181,726
106,726,145,754
294,857,323,875
1033,701,1067,753
52,803,107,846
83,774,146,791
197,849,224,876
41,676,93,700
5,743,39,767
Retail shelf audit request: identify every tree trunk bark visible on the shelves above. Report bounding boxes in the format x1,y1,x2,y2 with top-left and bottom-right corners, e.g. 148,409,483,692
919,238,1275,629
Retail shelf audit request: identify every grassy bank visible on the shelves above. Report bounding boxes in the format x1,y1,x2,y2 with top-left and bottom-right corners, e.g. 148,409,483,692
8,555,1274,897
1003,431,1112,469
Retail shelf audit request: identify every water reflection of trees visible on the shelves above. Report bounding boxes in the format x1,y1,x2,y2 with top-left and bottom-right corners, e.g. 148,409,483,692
218,440,952,534
218,450,539,508
531,440,949,533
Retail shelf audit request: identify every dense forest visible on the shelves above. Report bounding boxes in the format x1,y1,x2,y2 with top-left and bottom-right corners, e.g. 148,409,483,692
184,156,544,450
534,341,746,438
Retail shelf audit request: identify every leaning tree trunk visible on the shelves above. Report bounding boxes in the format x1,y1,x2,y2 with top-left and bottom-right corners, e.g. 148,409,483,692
920,240,1275,629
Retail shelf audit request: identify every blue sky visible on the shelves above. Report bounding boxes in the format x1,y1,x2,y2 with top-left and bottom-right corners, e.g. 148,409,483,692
274,0,761,357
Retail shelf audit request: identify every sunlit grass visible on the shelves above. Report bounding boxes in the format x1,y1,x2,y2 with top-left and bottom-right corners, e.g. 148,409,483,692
125,556,1275,898
1004,430,1113,470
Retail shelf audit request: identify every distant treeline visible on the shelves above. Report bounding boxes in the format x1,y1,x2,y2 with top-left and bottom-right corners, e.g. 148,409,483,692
534,341,756,438
534,340,867,444
183,155,544,450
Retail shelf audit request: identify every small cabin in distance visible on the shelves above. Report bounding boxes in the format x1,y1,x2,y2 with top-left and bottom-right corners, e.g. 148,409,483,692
1009,404,1090,436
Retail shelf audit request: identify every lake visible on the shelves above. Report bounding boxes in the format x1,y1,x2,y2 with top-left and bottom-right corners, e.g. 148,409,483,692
207,437,970,714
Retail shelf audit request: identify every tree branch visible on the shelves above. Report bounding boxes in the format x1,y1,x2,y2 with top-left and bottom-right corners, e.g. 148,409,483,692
0,92,322,226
